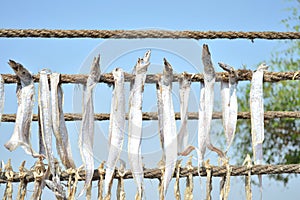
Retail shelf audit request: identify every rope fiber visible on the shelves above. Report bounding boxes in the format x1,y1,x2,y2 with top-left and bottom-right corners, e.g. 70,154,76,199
0,29,300,39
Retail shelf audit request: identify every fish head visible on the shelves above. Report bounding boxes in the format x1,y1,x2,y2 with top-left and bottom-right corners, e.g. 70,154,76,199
8,60,33,86
163,58,173,85
89,55,101,82
257,63,269,71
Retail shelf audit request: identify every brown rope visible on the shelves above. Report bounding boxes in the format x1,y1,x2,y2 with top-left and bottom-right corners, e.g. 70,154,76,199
0,29,300,40
1,164,299,183
1,70,300,84
1,111,299,122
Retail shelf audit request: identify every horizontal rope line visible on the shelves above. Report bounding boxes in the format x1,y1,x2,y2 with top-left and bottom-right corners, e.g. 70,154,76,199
0,29,300,40
1,111,299,122
1,70,300,84
1,164,299,183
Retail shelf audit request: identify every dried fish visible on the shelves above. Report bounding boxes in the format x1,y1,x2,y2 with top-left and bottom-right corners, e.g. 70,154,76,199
219,63,238,152
0,74,4,124
50,72,76,169
116,160,126,200
104,68,125,198
38,69,55,176
31,157,45,200
250,63,268,200
17,161,28,200
161,58,177,197
197,45,225,167
3,159,13,200
78,55,101,197
128,50,150,199
156,75,165,162
177,72,192,154
184,157,194,200
4,60,38,157
174,160,181,200
45,159,66,200
97,162,105,200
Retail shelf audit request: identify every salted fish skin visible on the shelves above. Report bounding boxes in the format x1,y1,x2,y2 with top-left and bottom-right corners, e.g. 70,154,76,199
128,50,151,198
250,63,268,200
156,75,165,162
177,72,192,154
197,82,206,166
219,63,238,151
104,68,126,196
198,44,225,165
78,55,101,197
39,69,56,176
162,58,177,196
250,63,268,164
4,60,38,157
50,72,75,169
0,75,4,124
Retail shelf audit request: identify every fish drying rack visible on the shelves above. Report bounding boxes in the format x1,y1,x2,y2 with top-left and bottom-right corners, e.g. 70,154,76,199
0,29,299,200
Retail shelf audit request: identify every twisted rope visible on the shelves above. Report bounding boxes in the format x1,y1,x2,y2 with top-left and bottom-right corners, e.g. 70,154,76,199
1,70,300,84
0,29,299,40
1,164,299,183
1,111,299,122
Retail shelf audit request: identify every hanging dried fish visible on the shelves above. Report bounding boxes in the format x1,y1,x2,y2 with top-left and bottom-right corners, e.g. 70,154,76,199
5,60,39,157
104,68,125,198
31,157,46,200
161,58,177,197
128,50,150,200
116,160,126,200
97,162,105,200
38,69,56,176
242,154,253,200
184,156,193,200
16,161,28,200
0,74,4,124
50,72,76,169
205,160,212,200
219,63,238,153
177,72,192,154
156,74,165,162
197,45,225,167
78,55,101,197
157,160,165,200
3,159,13,200
250,63,268,199
174,160,182,200
45,159,66,200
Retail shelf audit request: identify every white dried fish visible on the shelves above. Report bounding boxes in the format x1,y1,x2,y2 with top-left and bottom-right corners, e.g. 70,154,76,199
50,72,75,169
4,60,39,157
197,45,225,167
128,50,150,199
219,63,238,152
250,63,268,199
161,58,177,197
78,55,101,197
197,81,206,166
177,72,192,154
38,69,56,176
156,75,165,162
0,74,4,124
104,68,125,198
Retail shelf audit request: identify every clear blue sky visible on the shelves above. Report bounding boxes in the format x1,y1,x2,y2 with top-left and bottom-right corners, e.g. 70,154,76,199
0,0,299,199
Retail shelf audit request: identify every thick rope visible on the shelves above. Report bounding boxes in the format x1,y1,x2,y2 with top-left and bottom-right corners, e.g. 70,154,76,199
1,111,299,122
0,29,299,40
1,70,300,84
0,164,299,183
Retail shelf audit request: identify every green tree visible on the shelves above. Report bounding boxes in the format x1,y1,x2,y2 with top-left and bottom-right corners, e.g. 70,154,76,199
236,0,300,185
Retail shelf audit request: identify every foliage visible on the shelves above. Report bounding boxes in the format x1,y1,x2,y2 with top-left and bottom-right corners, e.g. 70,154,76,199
235,0,300,185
